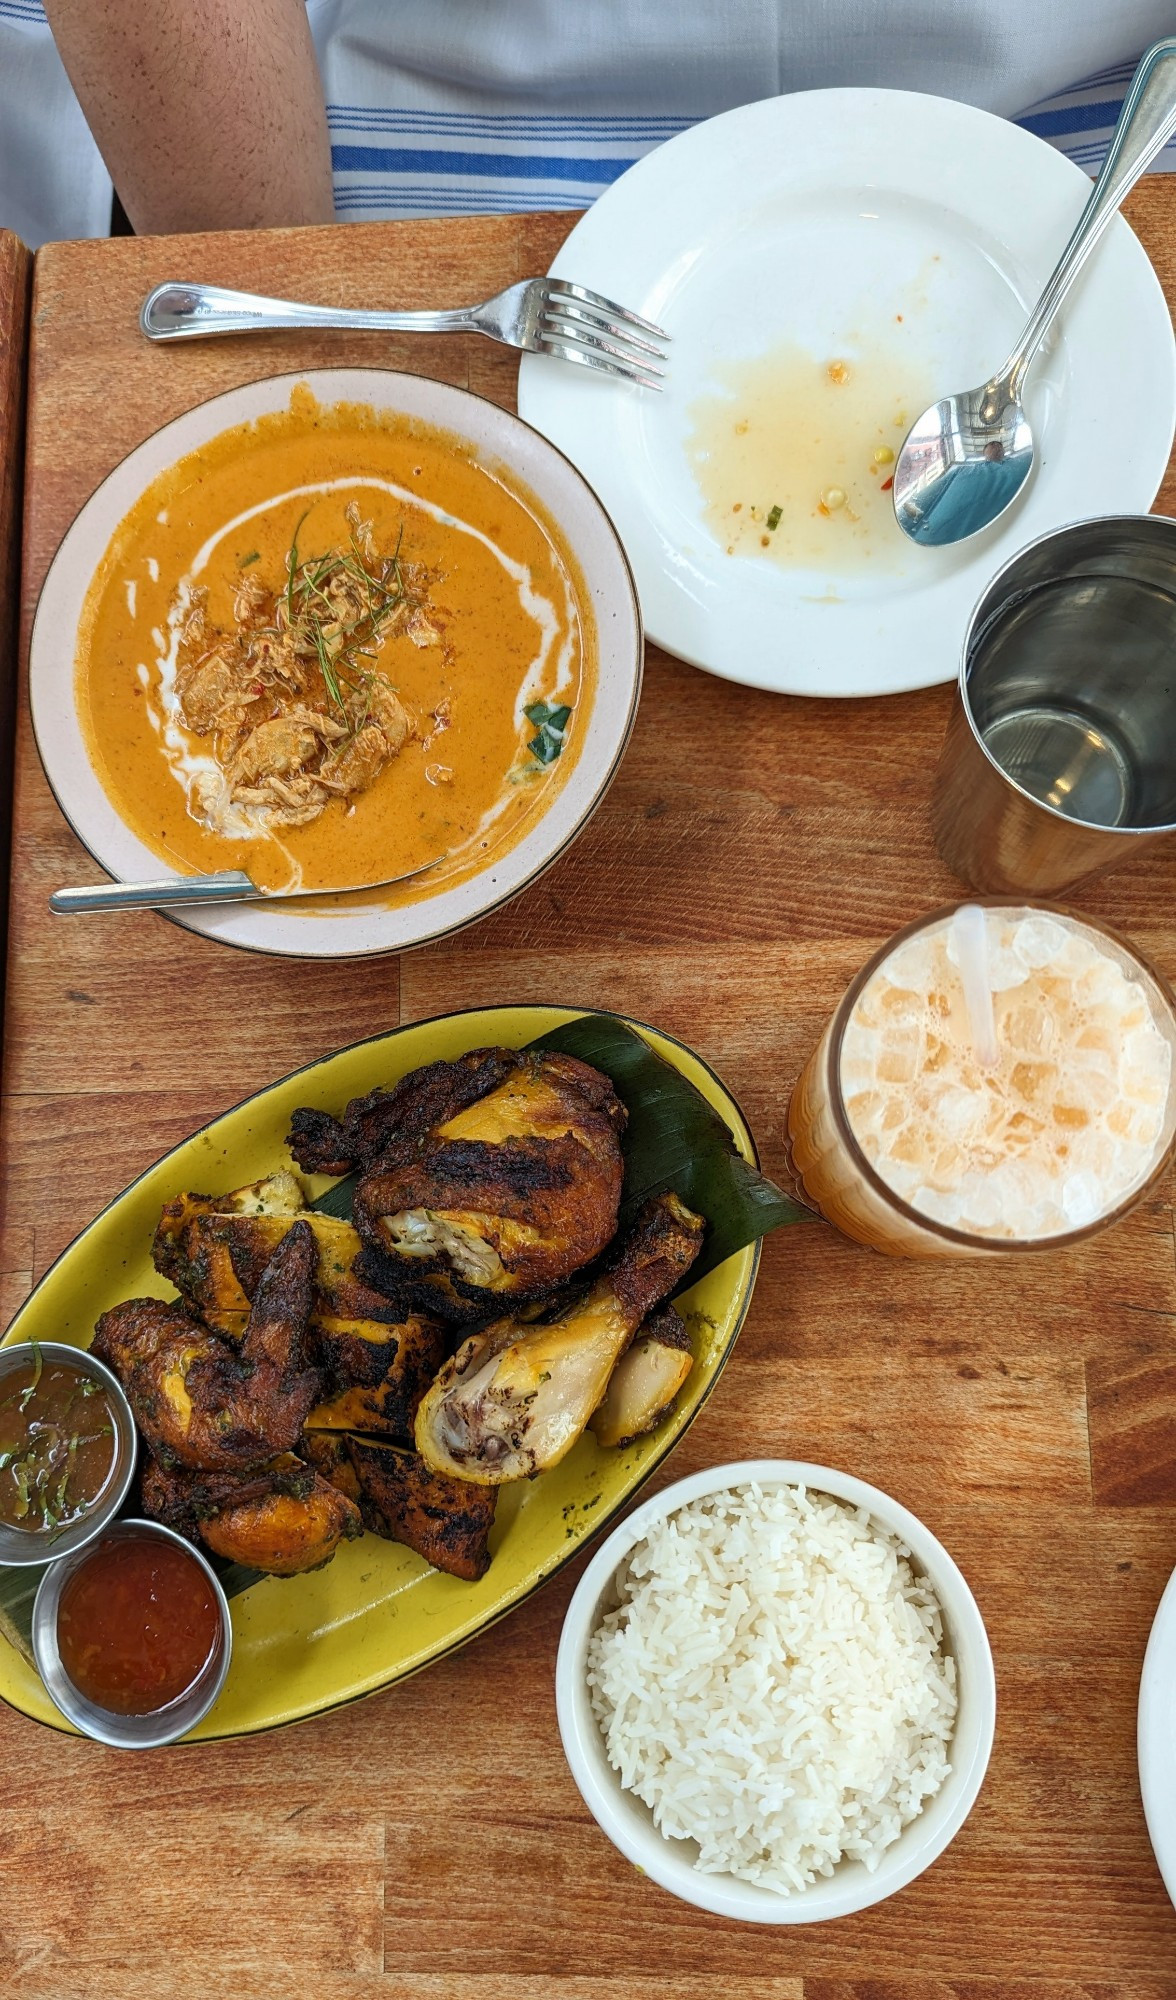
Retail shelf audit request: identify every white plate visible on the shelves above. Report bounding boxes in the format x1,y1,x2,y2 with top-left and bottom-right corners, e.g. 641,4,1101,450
30,369,642,958
1139,1562,1176,1910
518,89,1176,698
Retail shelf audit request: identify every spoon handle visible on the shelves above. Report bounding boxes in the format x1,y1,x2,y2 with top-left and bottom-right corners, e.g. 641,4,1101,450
50,872,261,914
999,37,1176,400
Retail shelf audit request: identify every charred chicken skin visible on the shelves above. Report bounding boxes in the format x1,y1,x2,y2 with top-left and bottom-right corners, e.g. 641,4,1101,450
299,1432,497,1580
346,1440,498,1581
93,1222,322,1472
414,1192,705,1485
288,1049,627,1311
142,1452,362,1575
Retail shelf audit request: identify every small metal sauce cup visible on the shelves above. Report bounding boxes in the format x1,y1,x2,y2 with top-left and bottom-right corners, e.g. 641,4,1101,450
31,1519,233,1748
932,516,1176,895
0,1342,138,1567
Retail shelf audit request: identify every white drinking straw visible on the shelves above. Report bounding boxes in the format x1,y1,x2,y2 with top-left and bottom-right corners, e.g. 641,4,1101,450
951,903,1000,1068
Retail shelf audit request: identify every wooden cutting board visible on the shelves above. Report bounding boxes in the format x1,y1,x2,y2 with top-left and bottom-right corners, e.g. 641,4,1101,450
1,191,1176,1997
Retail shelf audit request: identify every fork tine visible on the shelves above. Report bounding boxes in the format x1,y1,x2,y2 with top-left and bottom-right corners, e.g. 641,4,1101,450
538,323,665,382
536,336,664,390
543,279,669,341
540,299,665,361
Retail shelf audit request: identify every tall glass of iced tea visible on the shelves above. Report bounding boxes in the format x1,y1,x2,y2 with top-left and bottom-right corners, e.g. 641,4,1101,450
786,903,1176,1256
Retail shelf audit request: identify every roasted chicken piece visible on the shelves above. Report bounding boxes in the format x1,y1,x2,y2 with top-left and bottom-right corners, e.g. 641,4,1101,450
288,1049,627,1310
298,1429,363,1504
154,1178,399,1325
299,1430,496,1580
303,1312,446,1442
414,1192,705,1484
154,1172,448,1443
93,1222,322,1472
589,1303,694,1449
345,1439,498,1581
142,1452,361,1575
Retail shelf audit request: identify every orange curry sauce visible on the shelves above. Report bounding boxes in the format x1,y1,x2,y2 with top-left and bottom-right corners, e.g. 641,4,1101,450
77,389,595,897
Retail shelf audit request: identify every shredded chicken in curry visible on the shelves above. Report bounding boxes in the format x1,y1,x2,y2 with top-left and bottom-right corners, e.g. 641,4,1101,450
174,503,438,832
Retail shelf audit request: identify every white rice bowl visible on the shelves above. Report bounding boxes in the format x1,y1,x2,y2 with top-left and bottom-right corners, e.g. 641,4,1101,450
586,1484,957,1895
556,1461,995,1922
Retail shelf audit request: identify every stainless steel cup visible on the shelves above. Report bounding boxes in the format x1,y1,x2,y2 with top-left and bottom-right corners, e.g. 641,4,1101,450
32,1519,232,1747
932,517,1176,895
0,1341,138,1566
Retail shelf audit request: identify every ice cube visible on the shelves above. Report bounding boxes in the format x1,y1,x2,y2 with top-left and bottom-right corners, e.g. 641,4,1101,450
1061,1172,1104,1228
877,1031,922,1084
1012,916,1069,969
1009,1061,1058,1104
879,937,936,992
958,1175,1002,1229
913,1186,965,1228
1001,1003,1056,1058
935,1085,983,1139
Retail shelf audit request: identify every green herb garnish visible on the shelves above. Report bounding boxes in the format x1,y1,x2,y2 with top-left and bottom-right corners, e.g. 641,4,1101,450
18,1340,42,1414
524,699,573,767
766,504,783,531
239,550,261,568
279,513,409,740
285,508,312,626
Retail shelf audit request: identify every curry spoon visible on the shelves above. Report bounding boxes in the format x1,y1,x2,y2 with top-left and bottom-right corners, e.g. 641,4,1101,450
50,859,441,915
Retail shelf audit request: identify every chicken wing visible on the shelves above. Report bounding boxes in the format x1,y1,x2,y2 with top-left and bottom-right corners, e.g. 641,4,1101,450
155,1186,396,1325
288,1048,627,1311
140,1451,362,1575
414,1192,705,1484
93,1222,322,1472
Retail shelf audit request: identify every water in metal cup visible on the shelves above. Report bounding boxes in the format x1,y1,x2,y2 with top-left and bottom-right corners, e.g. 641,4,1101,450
932,518,1176,895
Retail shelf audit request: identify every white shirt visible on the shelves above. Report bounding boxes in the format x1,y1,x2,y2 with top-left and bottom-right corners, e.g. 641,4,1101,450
3,0,1175,247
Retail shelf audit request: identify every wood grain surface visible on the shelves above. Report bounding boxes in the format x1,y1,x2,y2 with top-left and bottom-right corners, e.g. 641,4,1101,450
0,229,30,987
2,185,1176,1998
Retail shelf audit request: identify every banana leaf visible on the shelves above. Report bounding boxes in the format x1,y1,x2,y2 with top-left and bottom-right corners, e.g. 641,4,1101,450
0,1556,262,1667
312,1012,809,1286
530,1015,809,1286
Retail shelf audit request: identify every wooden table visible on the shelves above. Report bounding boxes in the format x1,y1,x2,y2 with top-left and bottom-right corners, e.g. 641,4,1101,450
0,230,31,980
2,189,1176,1998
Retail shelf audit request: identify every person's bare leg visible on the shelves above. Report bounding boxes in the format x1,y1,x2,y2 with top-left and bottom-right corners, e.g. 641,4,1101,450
43,0,335,233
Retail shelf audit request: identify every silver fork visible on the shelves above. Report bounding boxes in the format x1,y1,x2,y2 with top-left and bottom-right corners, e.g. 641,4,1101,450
140,278,669,388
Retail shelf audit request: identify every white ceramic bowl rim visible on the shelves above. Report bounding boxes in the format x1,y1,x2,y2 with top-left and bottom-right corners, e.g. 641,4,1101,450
556,1457,996,1924
29,367,643,959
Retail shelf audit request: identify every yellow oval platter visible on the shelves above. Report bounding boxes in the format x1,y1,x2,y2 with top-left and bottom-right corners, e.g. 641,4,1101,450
0,1006,761,1739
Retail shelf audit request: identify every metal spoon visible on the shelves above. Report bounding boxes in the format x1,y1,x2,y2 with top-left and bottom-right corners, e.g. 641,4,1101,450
893,38,1176,548
50,859,441,915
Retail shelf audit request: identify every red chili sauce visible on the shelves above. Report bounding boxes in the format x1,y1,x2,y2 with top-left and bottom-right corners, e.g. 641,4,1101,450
57,1535,221,1715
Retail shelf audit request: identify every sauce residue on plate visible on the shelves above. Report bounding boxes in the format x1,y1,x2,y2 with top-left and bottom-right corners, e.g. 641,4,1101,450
686,338,932,573
0,1354,118,1535
57,1535,221,1715
77,387,596,897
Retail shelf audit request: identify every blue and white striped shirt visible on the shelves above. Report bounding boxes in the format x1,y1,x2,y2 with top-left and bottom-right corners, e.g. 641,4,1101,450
2,0,1175,248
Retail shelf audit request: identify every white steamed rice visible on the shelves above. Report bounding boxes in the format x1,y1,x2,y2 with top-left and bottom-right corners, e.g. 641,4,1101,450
586,1483,958,1895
